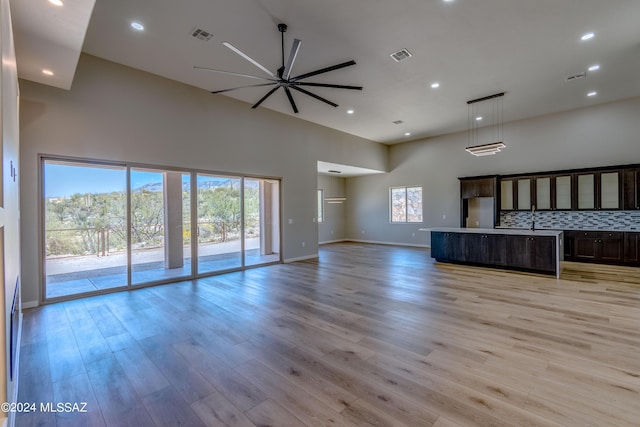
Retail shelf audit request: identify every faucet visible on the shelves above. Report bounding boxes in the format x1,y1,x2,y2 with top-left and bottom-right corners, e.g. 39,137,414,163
530,205,536,231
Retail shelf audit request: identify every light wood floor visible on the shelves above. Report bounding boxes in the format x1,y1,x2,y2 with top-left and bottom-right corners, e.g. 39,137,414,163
17,242,640,426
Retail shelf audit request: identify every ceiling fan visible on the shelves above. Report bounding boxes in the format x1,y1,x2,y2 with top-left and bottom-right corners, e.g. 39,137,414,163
194,23,363,114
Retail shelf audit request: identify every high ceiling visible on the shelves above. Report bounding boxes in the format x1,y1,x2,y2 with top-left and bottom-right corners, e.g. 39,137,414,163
11,0,640,144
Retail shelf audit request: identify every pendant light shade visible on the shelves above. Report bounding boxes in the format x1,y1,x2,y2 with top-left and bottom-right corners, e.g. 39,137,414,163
466,92,506,156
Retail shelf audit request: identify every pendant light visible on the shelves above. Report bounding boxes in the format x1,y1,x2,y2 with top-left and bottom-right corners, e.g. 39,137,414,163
465,92,505,156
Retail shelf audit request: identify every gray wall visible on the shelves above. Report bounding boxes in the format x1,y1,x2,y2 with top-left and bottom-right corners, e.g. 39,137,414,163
346,97,640,246
19,53,388,306
317,175,346,243
2,0,21,413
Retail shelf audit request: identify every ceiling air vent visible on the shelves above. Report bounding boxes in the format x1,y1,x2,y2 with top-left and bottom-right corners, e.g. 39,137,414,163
392,120,404,125
565,71,586,82
390,48,412,62
191,28,213,41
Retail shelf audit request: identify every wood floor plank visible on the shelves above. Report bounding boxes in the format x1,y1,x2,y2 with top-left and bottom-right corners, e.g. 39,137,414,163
141,386,207,427
237,358,358,427
173,340,268,412
137,335,217,404
190,391,256,427
17,242,640,426
85,354,156,426
51,372,106,427
245,399,306,427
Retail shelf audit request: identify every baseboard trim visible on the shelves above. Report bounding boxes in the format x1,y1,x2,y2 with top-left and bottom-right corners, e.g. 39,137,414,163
343,239,430,249
22,300,39,309
284,254,319,263
319,239,349,245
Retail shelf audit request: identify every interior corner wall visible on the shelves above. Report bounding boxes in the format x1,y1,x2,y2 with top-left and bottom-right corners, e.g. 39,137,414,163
18,53,387,306
1,0,21,421
317,175,346,243
346,97,640,247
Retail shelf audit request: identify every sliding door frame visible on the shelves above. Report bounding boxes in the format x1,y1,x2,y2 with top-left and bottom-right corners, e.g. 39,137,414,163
39,154,283,304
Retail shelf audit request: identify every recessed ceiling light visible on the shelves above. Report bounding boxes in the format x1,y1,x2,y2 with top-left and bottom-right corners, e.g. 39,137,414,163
48,0,63,6
42,69,54,76
346,109,354,115
475,116,483,121
430,82,440,89
404,132,411,136
587,91,597,97
131,22,145,31
581,32,595,41
588,64,600,71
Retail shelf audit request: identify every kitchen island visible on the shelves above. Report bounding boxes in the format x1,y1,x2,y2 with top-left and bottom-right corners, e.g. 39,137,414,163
422,227,563,278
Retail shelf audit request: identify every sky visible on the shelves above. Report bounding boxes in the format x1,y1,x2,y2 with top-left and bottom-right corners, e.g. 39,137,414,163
43,162,250,198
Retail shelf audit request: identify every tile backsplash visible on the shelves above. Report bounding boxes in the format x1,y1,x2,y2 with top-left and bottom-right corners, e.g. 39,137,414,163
499,210,640,231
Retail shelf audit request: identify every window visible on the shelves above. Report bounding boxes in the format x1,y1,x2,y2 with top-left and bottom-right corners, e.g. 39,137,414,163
317,189,324,223
390,186,422,223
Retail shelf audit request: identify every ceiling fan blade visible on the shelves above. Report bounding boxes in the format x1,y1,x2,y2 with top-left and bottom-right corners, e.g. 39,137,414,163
211,82,278,94
284,87,299,114
252,86,281,109
296,82,363,90
222,41,275,78
284,39,302,80
291,60,356,82
290,86,338,108
194,66,277,81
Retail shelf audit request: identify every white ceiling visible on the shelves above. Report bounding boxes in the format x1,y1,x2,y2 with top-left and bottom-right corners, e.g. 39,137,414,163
10,0,640,144
318,161,385,178
11,0,95,90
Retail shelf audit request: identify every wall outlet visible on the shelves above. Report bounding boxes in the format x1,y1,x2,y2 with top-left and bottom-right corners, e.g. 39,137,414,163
412,232,415,237
443,214,446,220
288,218,293,224
361,230,365,235
330,230,334,235
301,241,305,247
475,220,479,226
313,217,316,223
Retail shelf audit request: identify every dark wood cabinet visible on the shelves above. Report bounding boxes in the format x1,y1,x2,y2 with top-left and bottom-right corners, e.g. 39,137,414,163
624,232,640,264
431,232,465,262
465,233,506,266
563,231,575,258
459,176,498,228
460,177,495,199
506,235,555,273
572,231,624,263
431,230,559,276
623,168,640,210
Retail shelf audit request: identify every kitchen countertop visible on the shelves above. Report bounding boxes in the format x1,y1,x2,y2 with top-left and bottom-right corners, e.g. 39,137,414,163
419,227,563,237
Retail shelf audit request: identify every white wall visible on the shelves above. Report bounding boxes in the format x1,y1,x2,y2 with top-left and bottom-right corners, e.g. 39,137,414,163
347,97,640,246
317,175,346,243
19,53,388,306
1,0,21,420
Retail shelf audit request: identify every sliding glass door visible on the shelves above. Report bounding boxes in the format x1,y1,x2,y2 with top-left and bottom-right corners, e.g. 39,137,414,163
244,178,280,267
43,157,281,301
44,160,127,299
130,168,192,285
196,174,242,273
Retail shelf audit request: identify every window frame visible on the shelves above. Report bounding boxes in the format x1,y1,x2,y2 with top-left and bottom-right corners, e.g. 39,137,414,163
389,185,423,224
317,189,324,223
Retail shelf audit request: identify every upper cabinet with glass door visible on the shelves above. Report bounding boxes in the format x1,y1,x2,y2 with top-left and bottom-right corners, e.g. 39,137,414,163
577,170,622,210
499,177,532,211
534,175,573,211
